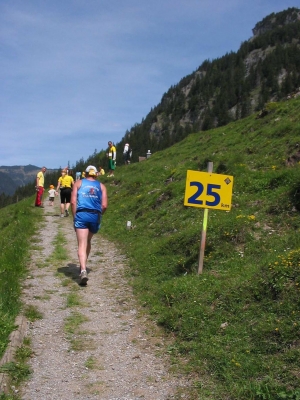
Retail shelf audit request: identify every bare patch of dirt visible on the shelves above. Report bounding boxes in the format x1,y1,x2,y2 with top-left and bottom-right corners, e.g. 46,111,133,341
18,201,193,399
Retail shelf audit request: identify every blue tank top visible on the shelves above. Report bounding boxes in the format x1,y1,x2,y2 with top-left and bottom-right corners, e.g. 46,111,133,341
76,179,102,213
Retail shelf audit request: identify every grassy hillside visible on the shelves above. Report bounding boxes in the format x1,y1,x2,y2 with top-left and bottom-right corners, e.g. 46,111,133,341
0,98,299,399
101,97,300,399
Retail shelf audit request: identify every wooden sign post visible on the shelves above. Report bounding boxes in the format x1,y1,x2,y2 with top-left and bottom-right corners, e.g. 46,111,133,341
184,162,234,274
198,162,213,273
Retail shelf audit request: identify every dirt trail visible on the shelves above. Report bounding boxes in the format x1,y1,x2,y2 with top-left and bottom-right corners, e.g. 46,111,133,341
18,200,191,399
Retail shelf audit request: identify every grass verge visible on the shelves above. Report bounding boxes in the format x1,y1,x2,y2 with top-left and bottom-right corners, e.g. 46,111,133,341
0,197,40,360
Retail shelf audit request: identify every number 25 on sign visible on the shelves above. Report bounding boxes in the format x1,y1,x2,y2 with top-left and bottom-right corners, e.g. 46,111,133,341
184,170,234,211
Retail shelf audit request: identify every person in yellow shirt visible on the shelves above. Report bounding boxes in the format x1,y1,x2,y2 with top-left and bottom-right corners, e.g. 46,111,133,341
98,166,105,176
107,141,116,177
56,170,74,217
35,166,47,207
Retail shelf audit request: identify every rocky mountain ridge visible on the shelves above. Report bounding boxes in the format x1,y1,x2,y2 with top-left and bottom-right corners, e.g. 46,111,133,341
114,7,300,163
252,7,300,36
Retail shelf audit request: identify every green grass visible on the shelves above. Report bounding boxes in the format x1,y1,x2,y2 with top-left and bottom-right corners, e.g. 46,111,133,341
99,97,300,399
0,394,19,400
0,197,40,360
52,230,68,261
0,337,33,398
0,362,31,385
84,356,103,370
64,311,89,351
64,311,88,334
23,304,43,322
65,292,82,307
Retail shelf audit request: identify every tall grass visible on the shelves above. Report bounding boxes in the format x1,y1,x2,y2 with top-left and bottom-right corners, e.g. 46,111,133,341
101,97,300,399
0,197,40,359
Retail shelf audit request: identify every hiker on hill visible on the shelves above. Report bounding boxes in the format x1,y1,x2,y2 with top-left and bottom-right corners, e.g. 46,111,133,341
107,141,116,177
123,143,132,165
56,169,74,218
98,166,105,176
71,165,108,285
35,166,47,207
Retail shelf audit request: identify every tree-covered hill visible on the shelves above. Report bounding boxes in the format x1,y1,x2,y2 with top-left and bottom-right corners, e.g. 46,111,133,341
112,7,300,165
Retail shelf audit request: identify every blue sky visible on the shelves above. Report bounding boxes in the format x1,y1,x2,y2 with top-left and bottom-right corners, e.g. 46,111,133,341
0,0,298,169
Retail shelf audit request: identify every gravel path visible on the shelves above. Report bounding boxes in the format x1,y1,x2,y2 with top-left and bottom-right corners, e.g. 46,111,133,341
19,201,192,399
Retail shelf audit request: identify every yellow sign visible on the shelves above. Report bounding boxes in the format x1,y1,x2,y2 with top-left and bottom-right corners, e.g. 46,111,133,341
184,170,234,210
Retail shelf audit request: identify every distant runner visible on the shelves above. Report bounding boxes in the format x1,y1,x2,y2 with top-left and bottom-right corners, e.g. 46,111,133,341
107,141,116,177
56,169,74,218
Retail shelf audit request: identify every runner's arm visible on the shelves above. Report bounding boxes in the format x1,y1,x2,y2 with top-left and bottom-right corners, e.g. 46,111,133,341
71,181,79,216
56,178,61,192
101,183,108,214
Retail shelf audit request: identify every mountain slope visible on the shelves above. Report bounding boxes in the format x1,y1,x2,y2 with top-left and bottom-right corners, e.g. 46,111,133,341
101,95,300,399
112,7,300,166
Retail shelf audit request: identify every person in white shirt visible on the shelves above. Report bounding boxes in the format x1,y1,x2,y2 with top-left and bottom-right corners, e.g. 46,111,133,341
123,143,131,165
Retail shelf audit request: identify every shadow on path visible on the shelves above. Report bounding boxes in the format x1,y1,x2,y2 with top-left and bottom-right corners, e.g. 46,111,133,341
57,263,91,286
